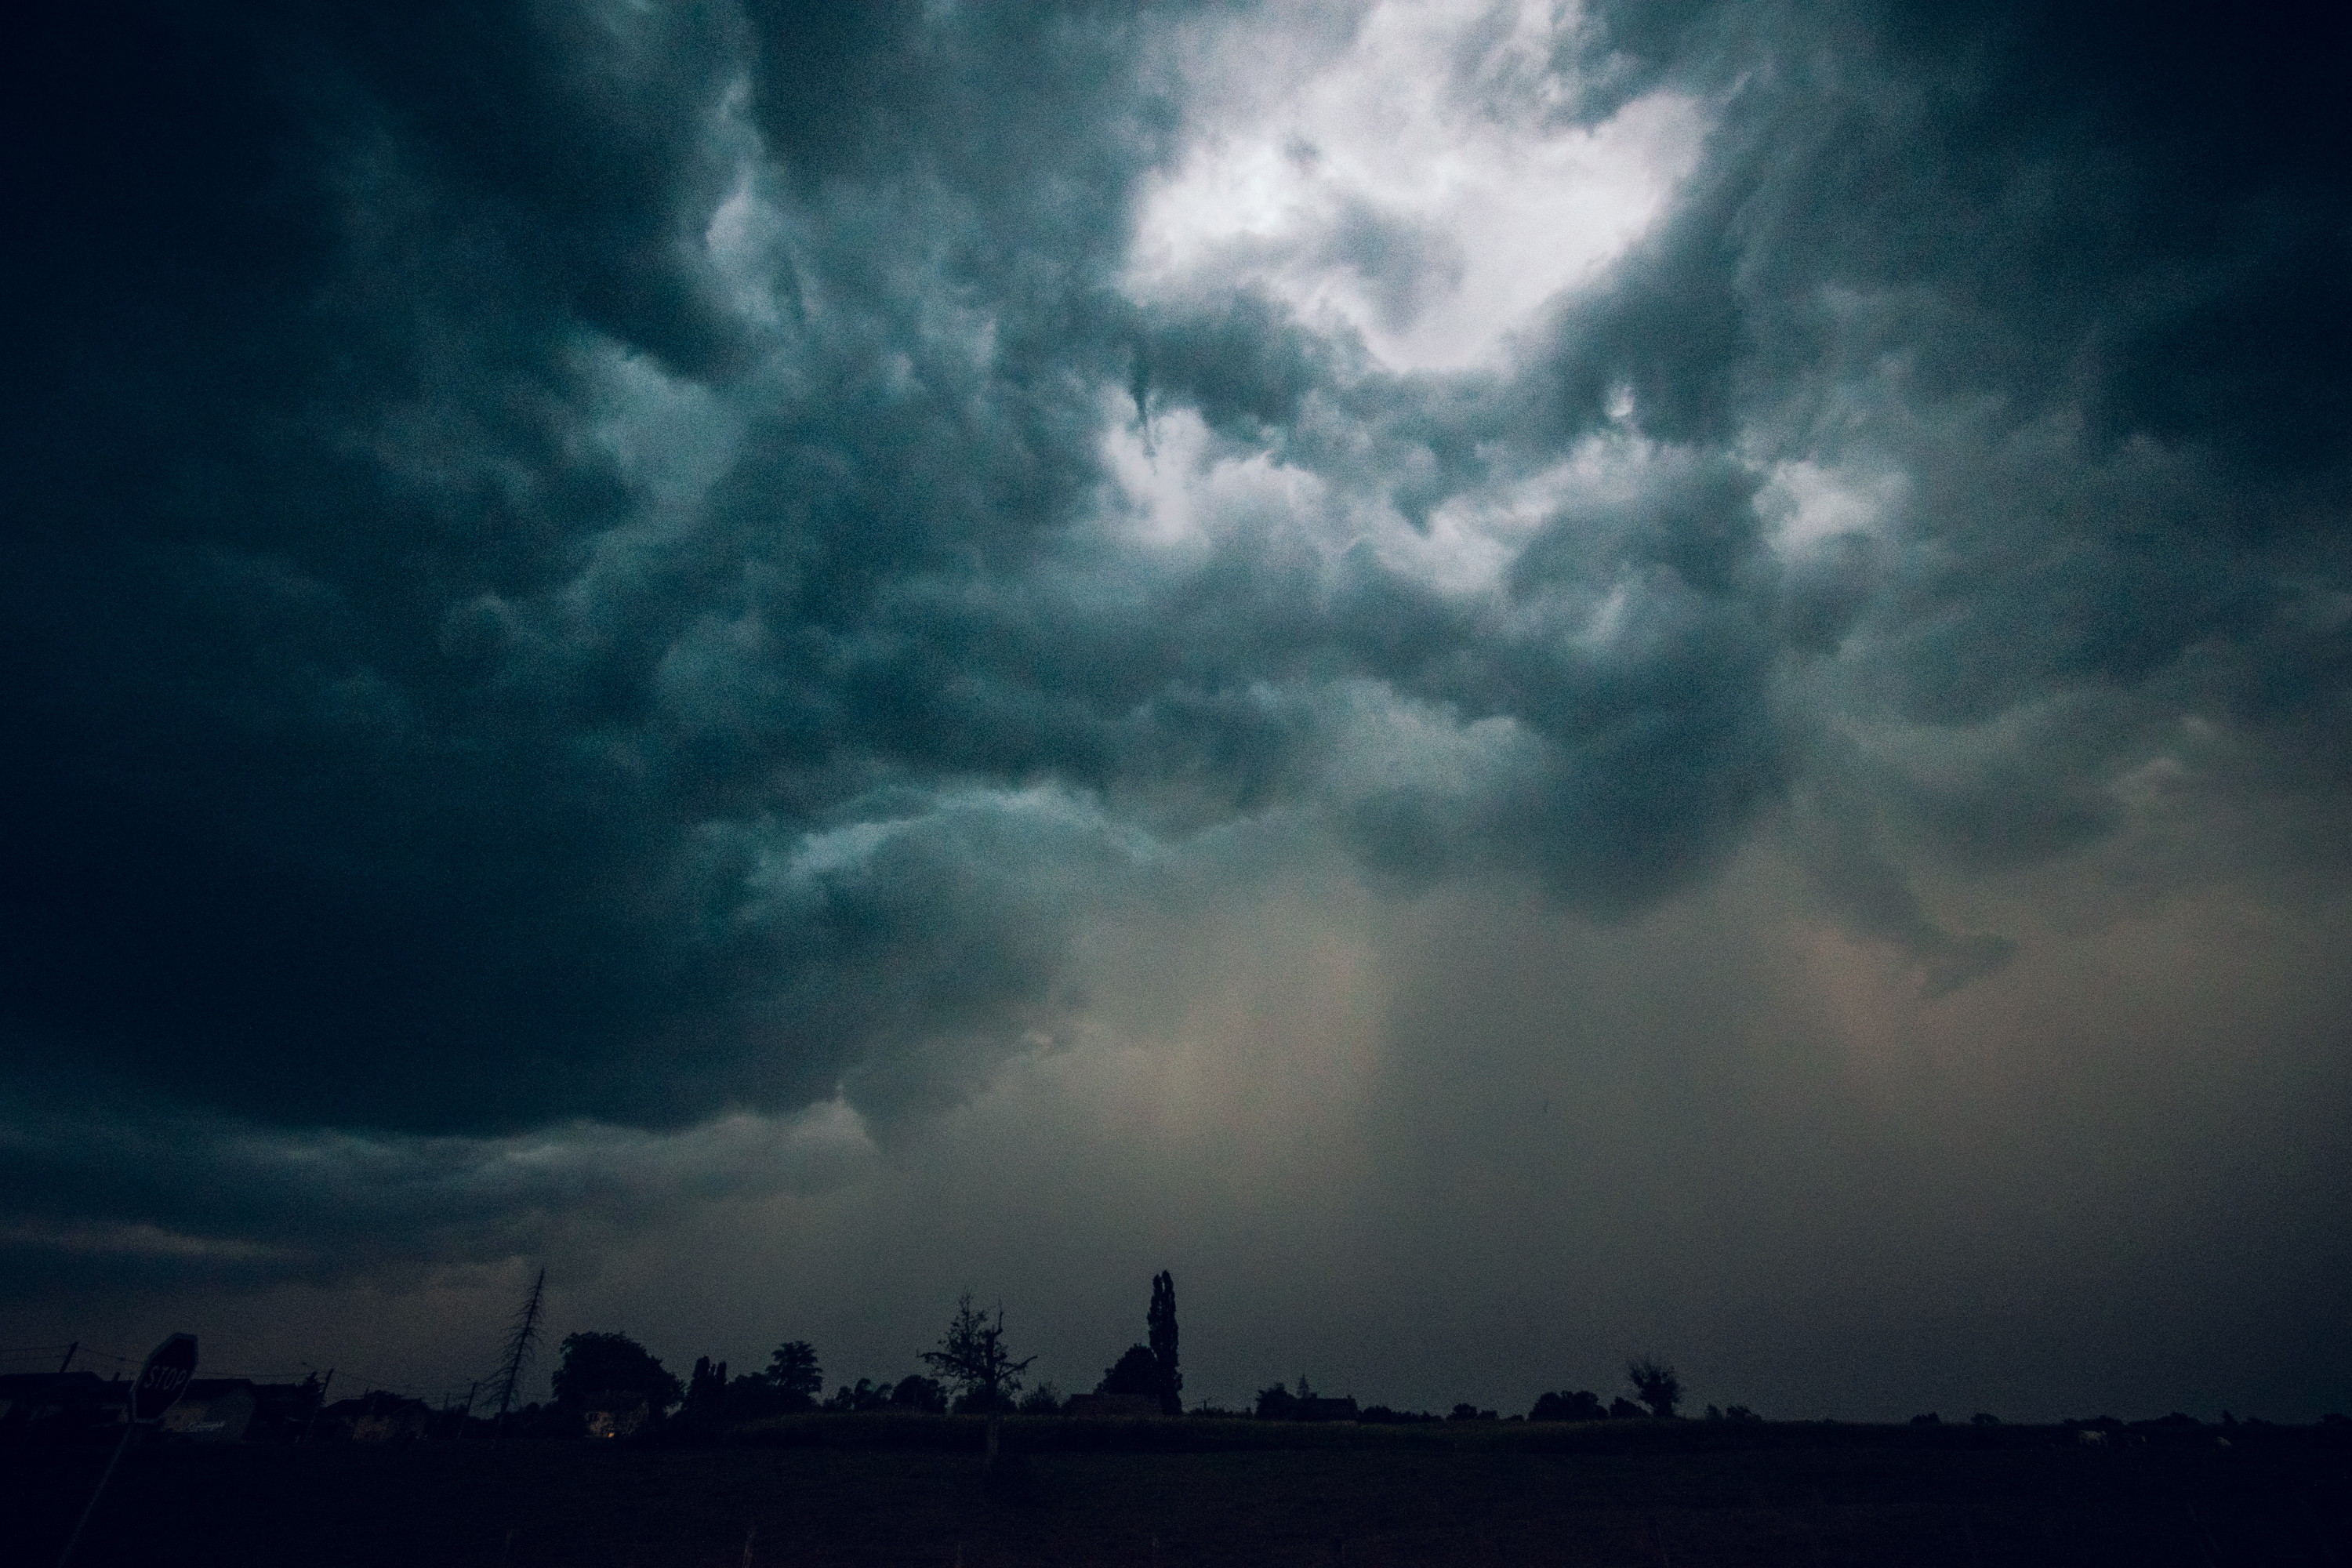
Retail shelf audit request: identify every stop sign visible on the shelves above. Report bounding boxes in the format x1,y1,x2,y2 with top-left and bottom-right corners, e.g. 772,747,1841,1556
130,1334,198,1423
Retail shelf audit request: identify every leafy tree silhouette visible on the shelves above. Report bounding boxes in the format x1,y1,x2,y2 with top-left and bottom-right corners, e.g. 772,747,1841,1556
1626,1356,1682,1419
552,1332,684,1417
766,1341,822,1406
1098,1344,1160,1398
1105,1335,1171,1401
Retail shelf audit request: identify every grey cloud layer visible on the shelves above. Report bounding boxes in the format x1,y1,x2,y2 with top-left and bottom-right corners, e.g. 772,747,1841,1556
0,1093,870,1290
3,0,2347,1257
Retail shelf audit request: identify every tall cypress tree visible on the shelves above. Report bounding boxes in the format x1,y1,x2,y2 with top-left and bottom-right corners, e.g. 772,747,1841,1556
1147,1270,1181,1415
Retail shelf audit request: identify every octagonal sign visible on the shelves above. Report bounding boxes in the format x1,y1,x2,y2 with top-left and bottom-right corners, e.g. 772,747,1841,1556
130,1334,198,1423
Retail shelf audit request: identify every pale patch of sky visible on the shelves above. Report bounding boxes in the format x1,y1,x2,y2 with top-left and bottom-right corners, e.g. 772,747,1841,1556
1755,457,1907,554
1396,431,1653,597
1318,679,1534,804
580,339,747,509
1098,390,1331,557
1127,0,1708,371
742,784,1167,909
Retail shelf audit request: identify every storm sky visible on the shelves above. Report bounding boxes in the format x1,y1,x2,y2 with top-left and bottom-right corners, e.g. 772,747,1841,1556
5,0,2349,1421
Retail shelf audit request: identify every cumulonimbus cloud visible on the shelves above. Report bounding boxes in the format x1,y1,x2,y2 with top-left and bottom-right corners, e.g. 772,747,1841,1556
2,0,2347,1282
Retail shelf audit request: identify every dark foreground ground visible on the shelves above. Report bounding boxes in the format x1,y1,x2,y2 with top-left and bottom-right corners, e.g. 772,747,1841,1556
8,1419,2348,1566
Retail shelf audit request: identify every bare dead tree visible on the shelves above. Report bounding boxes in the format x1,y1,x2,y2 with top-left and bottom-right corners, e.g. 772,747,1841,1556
485,1268,546,1438
920,1291,1034,1469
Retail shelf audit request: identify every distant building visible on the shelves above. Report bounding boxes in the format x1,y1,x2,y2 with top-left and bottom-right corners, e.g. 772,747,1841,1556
320,1391,436,1444
0,1372,128,1443
1063,1393,1163,1418
245,1380,328,1443
583,1393,652,1439
161,1379,256,1442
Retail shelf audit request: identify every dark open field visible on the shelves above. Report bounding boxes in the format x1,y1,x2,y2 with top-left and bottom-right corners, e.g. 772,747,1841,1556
9,1418,2348,1566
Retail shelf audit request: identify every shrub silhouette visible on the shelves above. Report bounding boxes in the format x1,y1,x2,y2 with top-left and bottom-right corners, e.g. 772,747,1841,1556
1529,1390,1606,1422
891,1374,948,1413
822,1377,891,1413
818,1374,946,1414
684,1356,728,1415
1254,1382,1301,1420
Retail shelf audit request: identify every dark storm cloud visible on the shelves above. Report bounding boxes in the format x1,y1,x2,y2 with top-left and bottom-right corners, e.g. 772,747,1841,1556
1531,0,2352,930
2,0,1183,1138
3,0,2347,1260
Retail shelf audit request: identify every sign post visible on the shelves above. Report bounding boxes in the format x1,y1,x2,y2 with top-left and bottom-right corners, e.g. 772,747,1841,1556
56,1334,197,1568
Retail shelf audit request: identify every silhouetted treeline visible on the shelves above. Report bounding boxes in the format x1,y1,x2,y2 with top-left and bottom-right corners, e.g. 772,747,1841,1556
823,1376,948,1414
40,1267,2335,1453
9,1319,2352,1450
1249,1360,1688,1426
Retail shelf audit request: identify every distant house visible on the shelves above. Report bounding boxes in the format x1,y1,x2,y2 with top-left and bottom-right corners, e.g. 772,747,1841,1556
352,1394,434,1444
583,1393,652,1439
245,1380,328,1443
1063,1393,1163,1419
0,1372,128,1443
160,1379,256,1442
320,1392,436,1444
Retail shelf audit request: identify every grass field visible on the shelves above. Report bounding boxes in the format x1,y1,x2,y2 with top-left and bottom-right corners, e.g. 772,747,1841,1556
9,1418,2347,1566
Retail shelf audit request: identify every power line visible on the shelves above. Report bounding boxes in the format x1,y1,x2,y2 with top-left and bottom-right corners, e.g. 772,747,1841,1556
4,1345,135,1374
5,1345,490,1405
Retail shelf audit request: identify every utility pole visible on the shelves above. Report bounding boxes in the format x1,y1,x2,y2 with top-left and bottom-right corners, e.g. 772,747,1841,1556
302,1370,334,1443
57,1342,78,1374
